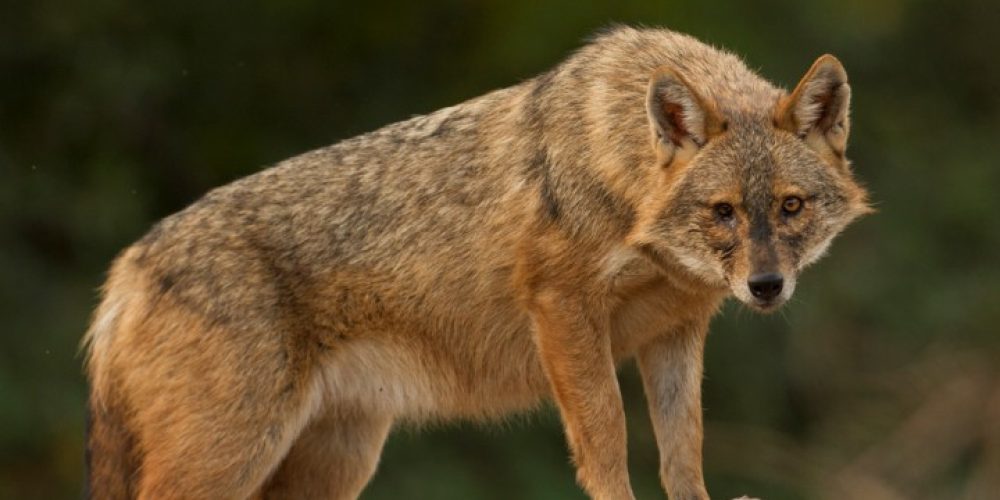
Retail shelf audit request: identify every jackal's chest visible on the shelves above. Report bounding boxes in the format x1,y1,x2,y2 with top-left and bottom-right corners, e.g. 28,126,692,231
601,246,664,295
601,246,724,354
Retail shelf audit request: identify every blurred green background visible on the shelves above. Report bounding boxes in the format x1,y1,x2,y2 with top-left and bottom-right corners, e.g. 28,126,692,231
2,1,998,498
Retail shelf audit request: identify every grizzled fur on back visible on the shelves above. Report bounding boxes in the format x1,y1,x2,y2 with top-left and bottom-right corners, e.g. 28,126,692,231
83,26,868,500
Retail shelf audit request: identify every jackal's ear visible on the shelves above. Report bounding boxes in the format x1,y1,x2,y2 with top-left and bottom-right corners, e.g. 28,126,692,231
646,67,725,165
776,55,851,154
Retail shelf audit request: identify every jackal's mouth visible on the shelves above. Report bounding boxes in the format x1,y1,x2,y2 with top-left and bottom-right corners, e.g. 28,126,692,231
744,296,786,313
730,275,796,314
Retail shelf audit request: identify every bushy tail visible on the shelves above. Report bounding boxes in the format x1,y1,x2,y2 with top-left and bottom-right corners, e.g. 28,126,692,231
84,394,138,499
82,250,142,499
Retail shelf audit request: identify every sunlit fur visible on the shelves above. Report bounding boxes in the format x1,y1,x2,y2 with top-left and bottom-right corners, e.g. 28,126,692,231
82,26,869,500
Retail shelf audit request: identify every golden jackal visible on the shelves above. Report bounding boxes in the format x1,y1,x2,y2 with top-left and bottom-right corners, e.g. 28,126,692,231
83,26,870,499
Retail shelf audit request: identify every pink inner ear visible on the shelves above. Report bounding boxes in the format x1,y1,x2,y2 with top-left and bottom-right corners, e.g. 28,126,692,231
811,88,833,109
810,84,837,125
819,83,849,131
661,101,689,144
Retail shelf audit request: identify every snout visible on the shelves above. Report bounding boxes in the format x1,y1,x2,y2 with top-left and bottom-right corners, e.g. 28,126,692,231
747,272,784,308
731,271,795,312
748,272,783,300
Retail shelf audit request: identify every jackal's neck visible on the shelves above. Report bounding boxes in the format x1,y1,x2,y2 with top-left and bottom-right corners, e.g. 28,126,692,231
492,28,786,240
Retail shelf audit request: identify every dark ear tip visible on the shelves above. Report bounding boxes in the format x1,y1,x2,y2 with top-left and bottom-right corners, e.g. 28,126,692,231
813,54,848,82
817,53,842,64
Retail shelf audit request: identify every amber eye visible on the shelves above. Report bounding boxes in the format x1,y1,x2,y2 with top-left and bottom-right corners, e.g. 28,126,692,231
782,196,803,215
714,203,734,220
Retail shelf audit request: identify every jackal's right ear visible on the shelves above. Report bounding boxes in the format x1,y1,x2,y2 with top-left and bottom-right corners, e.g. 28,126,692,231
646,67,725,166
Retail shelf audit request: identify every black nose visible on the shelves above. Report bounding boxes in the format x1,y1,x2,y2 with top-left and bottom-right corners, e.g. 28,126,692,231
748,273,784,301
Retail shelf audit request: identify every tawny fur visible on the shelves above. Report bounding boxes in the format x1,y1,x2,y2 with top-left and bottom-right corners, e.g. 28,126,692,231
82,26,870,500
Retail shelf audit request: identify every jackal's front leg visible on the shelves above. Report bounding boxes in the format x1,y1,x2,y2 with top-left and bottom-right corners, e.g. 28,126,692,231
531,290,635,500
637,321,710,500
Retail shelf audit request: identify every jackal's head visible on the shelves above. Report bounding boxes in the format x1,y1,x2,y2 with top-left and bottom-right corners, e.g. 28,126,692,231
631,55,871,312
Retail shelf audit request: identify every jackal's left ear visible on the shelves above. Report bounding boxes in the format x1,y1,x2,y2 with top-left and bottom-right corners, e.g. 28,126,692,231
646,67,725,165
776,55,851,154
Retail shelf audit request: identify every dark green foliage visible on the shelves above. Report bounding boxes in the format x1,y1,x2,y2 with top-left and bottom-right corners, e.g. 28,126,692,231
2,1,997,498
